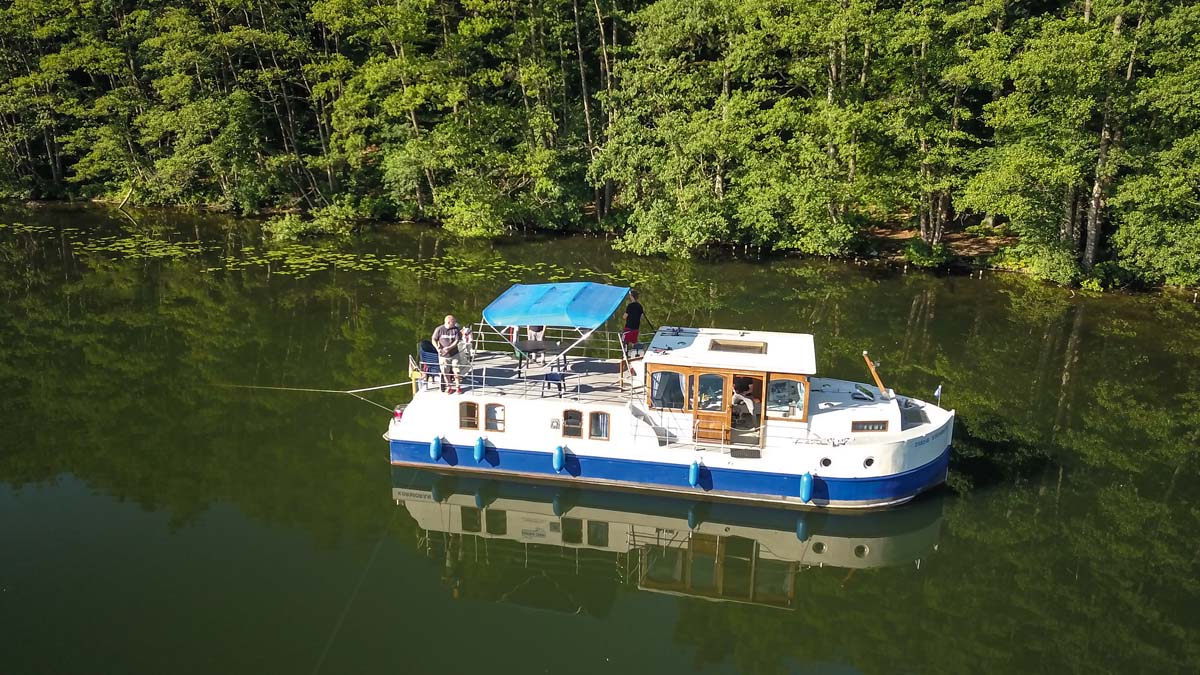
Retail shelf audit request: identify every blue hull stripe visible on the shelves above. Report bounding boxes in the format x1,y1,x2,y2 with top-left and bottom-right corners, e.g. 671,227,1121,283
389,439,950,505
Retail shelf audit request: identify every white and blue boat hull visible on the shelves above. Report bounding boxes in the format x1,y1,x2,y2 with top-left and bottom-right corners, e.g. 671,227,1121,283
389,438,950,509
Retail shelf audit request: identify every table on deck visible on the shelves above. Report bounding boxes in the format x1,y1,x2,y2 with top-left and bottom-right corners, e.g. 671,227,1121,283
512,339,571,374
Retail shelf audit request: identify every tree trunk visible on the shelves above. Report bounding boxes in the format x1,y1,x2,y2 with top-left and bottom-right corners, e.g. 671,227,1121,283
1054,303,1085,435
1082,12,1134,271
571,0,599,221
1060,183,1080,247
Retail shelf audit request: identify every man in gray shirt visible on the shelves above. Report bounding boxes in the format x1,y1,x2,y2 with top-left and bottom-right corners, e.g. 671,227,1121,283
432,314,469,393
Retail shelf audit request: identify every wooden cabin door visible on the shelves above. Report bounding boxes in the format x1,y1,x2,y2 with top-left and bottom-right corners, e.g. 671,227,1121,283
692,371,730,444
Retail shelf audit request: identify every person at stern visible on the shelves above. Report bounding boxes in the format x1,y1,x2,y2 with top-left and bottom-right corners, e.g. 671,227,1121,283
432,314,469,393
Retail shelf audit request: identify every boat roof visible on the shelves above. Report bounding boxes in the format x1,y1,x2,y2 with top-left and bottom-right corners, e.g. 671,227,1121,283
481,282,630,330
643,327,817,375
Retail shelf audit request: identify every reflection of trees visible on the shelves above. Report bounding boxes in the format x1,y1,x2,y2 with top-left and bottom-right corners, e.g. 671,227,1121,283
1,207,1198,672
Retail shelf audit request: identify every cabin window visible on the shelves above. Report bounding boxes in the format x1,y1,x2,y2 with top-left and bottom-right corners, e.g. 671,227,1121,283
766,377,808,418
587,521,610,547
709,339,767,354
459,401,479,429
460,506,482,533
563,410,583,438
650,370,687,409
696,373,725,411
485,404,505,432
562,518,583,544
589,412,610,440
485,509,507,535
852,420,889,432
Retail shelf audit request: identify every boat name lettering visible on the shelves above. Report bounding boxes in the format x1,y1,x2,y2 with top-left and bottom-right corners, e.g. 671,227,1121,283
395,489,434,501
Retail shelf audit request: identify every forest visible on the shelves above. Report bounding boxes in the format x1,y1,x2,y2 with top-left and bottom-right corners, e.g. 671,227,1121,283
0,0,1197,287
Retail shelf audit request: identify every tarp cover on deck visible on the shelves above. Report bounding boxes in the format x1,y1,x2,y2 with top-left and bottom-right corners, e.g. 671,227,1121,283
481,282,630,329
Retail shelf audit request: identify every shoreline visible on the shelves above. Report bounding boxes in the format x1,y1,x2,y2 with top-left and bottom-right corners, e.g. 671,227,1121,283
5,198,1198,297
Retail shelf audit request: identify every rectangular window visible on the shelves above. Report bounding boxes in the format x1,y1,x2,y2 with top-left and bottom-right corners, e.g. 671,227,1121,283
851,420,889,432
709,339,766,354
650,370,687,409
459,401,478,429
563,410,583,438
561,517,583,544
766,377,807,418
587,521,610,547
485,509,507,535
485,404,505,432
696,373,725,411
460,506,482,533
589,412,609,440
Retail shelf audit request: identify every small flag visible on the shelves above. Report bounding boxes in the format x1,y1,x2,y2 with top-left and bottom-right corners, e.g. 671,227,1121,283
933,384,942,398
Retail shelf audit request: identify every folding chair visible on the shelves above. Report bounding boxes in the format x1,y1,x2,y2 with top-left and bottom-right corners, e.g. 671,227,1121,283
542,359,568,398
417,340,443,391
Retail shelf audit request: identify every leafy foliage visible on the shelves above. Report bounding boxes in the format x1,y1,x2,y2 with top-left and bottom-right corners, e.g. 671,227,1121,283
0,0,1198,286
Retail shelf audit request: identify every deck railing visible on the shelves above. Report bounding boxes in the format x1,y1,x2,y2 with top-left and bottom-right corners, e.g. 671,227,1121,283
467,323,635,362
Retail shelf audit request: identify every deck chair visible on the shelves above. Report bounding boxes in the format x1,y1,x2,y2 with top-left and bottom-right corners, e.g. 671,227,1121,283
417,339,442,390
542,359,568,398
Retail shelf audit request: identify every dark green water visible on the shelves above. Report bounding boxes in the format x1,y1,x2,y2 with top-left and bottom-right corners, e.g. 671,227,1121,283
2,205,1198,674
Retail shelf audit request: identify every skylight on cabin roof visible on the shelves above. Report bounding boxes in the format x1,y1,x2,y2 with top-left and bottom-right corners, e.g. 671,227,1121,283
708,339,767,354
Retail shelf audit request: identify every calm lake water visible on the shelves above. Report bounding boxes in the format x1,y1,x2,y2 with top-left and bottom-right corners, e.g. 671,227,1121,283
2,205,1198,674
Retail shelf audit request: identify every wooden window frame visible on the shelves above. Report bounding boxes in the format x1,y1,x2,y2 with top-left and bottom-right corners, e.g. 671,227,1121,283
764,374,810,423
694,372,729,413
851,420,889,433
485,403,505,432
589,411,610,440
645,365,691,411
562,409,584,438
459,401,479,429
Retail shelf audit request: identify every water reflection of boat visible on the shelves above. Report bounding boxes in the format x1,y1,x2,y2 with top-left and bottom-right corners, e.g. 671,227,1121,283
393,466,942,611
388,282,954,509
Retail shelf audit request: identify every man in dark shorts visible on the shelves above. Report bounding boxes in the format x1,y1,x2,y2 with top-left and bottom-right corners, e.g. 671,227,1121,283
622,290,651,347
432,314,468,393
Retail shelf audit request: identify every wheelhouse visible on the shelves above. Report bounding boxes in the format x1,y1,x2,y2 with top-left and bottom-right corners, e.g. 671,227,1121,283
642,327,816,447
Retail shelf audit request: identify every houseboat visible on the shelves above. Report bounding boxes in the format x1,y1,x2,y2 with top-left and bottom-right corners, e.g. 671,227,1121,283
393,466,943,610
387,282,954,509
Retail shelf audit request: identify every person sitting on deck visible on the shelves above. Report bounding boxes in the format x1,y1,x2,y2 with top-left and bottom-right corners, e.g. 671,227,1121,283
432,314,469,394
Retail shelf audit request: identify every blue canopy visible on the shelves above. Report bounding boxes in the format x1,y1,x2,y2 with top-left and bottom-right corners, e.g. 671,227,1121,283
482,283,630,330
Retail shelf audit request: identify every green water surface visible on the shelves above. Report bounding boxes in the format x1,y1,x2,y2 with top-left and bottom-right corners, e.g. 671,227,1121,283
1,205,1197,674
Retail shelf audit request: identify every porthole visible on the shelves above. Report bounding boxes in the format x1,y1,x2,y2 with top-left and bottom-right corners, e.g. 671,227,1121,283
820,457,832,468
812,542,827,554
863,457,875,468
854,544,870,559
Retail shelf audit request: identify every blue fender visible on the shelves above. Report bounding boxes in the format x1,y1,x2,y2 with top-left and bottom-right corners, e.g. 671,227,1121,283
795,514,810,542
799,472,814,503
553,445,565,473
688,460,701,488
429,436,443,462
430,477,451,504
474,437,486,464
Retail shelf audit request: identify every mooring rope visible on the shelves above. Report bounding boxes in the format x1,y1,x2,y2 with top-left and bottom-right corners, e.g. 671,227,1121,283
217,380,414,412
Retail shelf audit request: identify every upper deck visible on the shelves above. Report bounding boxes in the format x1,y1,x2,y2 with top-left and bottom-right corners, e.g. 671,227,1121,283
644,327,816,376
435,324,636,405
